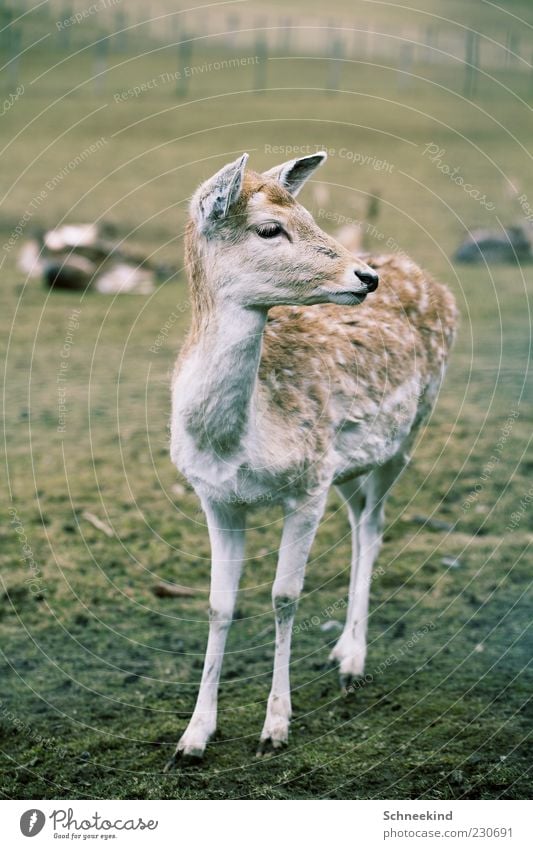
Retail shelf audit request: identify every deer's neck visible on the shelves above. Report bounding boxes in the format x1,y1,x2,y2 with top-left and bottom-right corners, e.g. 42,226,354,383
178,300,266,455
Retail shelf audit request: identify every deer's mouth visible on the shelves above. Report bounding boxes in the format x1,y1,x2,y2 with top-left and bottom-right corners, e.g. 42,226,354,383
320,287,368,305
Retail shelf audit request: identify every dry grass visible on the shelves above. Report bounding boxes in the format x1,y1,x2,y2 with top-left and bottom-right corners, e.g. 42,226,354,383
0,35,531,798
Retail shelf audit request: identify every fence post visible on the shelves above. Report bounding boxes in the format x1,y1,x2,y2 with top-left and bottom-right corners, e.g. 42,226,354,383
176,34,192,97
114,9,127,54
278,18,291,54
93,34,109,94
354,23,368,60
226,13,239,47
397,41,414,90
58,7,71,51
463,29,479,98
136,13,148,53
506,29,519,69
254,27,268,94
326,24,343,94
7,21,21,91
425,24,436,64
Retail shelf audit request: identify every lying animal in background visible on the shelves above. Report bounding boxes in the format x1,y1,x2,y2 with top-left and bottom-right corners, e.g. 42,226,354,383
17,222,174,293
167,151,458,764
453,224,532,264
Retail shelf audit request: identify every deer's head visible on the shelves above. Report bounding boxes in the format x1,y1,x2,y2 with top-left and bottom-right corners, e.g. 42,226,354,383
186,152,378,310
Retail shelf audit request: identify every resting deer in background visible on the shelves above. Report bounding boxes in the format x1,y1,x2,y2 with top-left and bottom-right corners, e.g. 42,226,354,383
167,151,457,765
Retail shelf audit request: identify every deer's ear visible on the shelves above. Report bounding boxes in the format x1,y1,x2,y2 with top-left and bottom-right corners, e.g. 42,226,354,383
262,151,327,197
192,153,248,232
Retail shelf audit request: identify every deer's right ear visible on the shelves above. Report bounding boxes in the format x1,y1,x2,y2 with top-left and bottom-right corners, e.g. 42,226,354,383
191,153,249,233
262,152,327,196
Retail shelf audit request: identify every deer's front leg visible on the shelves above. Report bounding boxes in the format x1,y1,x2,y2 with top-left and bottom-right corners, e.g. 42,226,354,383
257,494,327,756
168,500,245,766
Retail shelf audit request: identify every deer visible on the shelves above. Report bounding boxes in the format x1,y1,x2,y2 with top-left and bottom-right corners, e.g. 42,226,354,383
17,222,174,294
166,151,457,766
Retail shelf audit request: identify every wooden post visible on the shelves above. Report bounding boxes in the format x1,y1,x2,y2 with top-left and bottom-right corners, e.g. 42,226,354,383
397,41,414,90
506,29,519,69
176,35,192,97
58,7,71,51
355,23,368,60
254,27,268,94
425,24,436,64
137,13,148,53
278,18,291,54
0,4,6,57
7,22,21,91
226,14,239,47
463,29,479,98
326,25,343,94
114,9,127,54
93,34,109,94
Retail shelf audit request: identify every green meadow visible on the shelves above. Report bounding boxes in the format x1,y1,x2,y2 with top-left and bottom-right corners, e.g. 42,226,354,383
1,14,532,798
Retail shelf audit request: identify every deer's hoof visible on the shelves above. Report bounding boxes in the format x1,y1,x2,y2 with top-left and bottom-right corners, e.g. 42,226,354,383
164,746,204,771
163,755,179,773
339,671,368,694
339,671,373,696
256,735,288,758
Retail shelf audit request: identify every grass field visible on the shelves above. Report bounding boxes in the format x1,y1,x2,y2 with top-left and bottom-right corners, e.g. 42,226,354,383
1,17,532,799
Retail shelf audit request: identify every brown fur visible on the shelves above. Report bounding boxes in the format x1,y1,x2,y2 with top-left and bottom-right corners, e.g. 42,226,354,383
256,255,457,490
261,257,457,410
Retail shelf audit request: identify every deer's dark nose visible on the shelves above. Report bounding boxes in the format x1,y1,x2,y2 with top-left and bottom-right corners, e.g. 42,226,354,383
354,268,379,292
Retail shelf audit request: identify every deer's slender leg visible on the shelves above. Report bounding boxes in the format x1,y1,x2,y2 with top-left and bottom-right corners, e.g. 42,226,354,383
168,500,246,764
257,494,327,755
331,457,406,687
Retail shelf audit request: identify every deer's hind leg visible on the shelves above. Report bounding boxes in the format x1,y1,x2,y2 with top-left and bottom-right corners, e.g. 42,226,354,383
331,455,407,688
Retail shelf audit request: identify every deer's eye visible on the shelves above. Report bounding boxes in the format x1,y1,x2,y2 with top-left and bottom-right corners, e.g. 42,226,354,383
255,222,284,239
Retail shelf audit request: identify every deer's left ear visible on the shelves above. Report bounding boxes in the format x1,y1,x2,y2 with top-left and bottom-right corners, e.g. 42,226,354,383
262,151,327,197
192,153,249,232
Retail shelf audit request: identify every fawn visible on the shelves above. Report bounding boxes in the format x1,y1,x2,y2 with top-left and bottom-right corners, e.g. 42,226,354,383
167,151,457,763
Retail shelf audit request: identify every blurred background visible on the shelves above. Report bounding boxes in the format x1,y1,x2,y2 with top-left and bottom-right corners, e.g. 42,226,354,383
1,0,532,800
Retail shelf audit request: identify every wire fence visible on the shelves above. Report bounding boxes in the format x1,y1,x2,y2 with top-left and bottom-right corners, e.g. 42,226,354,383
1,0,533,97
